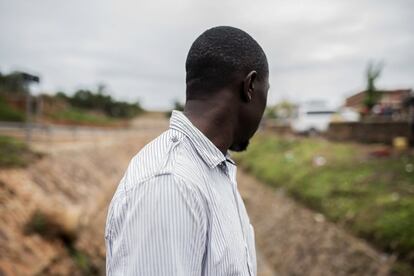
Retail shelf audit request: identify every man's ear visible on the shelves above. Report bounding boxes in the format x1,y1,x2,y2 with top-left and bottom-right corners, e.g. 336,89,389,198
242,70,257,103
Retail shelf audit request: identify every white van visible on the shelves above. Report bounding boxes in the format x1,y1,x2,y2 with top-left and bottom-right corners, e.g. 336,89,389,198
291,101,335,134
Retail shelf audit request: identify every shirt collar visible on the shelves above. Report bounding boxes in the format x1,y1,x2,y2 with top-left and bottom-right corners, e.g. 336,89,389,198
169,110,227,168
226,152,236,165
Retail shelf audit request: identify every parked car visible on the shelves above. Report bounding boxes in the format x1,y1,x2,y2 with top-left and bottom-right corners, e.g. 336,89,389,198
291,101,335,134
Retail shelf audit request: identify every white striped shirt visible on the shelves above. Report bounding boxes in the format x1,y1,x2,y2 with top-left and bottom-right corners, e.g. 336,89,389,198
105,110,256,276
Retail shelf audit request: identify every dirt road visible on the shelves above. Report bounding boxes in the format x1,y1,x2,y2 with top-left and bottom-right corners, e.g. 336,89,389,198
0,115,394,275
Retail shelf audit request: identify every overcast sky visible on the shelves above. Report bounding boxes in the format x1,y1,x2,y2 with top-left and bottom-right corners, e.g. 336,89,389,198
1,0,413,110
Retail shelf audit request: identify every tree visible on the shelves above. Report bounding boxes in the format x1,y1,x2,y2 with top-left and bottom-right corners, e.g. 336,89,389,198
364,62,383,112
63,85,143,119
265,100,297,120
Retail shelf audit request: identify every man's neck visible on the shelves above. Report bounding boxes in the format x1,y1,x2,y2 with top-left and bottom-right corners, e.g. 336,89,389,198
183,98,237,155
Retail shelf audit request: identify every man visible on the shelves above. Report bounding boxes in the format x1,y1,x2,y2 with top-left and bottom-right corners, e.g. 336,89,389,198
105,26,269,276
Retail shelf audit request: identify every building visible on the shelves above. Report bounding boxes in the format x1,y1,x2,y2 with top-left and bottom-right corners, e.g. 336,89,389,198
345,89,412,113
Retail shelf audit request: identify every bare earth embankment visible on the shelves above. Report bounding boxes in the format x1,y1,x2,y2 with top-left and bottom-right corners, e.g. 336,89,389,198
0,116,167,275
0,116,395,275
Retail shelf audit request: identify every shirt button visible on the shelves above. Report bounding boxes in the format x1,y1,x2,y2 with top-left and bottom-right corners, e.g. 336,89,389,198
171,136,178,142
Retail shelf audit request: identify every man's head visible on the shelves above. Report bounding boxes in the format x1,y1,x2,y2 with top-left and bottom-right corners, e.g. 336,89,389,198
185,26,269,152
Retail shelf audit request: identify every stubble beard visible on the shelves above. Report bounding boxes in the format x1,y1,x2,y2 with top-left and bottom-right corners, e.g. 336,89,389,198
229,140,250,152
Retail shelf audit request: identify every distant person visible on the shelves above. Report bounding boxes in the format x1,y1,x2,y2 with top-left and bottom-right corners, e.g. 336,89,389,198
105,26,269,276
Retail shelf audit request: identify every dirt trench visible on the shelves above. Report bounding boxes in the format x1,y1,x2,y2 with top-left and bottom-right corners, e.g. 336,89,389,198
238,170,394,276
0,117,394,275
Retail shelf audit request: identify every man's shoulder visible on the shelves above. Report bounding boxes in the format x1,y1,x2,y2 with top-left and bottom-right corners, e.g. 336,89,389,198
122,129,209,192
126,129,177,177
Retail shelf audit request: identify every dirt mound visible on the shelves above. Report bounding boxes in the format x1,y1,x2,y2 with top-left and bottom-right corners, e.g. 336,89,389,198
0,128,161,275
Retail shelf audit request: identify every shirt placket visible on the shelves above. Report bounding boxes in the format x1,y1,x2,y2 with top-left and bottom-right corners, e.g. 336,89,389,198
221,162,254,276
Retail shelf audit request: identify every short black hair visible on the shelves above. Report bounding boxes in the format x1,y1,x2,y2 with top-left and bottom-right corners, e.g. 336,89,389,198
185,26,268,94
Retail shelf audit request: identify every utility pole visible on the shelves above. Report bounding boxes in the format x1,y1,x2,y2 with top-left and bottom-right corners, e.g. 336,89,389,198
20,72,40,144
25,86,32,143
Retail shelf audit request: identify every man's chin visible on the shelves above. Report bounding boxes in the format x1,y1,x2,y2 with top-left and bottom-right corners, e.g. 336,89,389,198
229,140,249,152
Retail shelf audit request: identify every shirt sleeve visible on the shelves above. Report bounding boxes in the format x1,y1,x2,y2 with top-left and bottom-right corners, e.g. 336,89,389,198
106,173,208,276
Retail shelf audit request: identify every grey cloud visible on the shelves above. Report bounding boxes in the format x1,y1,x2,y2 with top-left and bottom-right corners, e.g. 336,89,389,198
1,0,413,110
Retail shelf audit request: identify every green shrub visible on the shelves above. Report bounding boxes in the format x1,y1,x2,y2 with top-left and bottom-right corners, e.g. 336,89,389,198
0,136,32,167
0,96,25,122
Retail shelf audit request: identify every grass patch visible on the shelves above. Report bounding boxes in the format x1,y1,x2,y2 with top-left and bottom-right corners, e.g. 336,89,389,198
0,135,40,167
236,133,414,270
47,107,116,126
69,247,99,276
26,209,99,275
26,211,49,236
